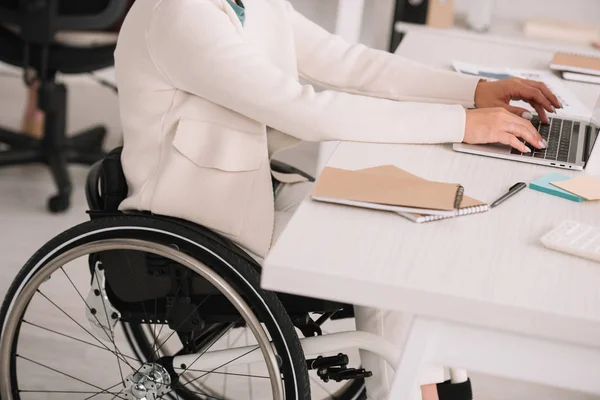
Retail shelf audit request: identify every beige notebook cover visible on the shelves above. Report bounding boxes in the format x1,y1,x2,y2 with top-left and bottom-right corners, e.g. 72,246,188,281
357,165,488,222
311,166,463,215
551,176,600,200
550,53,600,77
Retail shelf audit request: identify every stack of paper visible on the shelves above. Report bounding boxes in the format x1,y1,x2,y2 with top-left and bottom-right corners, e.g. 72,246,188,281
550,53,600,85
311,165,489,223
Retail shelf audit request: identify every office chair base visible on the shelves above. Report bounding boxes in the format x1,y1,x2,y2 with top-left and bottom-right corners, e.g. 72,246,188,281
0,125,107,213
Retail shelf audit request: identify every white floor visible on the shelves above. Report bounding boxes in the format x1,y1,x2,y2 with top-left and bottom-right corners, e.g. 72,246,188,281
1,72,599,400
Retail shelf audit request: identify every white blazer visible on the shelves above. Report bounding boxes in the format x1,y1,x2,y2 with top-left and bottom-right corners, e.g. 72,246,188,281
114,0,481,258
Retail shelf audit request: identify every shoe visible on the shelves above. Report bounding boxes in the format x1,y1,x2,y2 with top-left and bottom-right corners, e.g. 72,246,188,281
437,378,473,400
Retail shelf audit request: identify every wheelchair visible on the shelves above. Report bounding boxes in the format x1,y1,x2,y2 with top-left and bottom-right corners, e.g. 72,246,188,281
0,147,393,400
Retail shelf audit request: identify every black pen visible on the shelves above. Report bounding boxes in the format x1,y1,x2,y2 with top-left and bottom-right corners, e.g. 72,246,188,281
490,182,527,208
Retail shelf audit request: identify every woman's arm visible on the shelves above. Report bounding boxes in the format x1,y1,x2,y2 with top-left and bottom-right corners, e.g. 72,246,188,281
147,0,469,145
287,2,481,107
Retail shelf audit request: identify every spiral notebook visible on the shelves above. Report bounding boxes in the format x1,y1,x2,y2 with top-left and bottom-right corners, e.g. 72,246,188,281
398,195,489,223
311,165,488,221
550,52,600,77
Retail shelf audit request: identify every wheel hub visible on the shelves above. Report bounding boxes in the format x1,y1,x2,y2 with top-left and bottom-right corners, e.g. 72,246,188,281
126,363,172,400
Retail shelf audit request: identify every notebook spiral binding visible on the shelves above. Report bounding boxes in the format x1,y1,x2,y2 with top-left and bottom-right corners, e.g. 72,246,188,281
457,204,489,215
403,203,490,223
556,51,600,59
454,185,465,209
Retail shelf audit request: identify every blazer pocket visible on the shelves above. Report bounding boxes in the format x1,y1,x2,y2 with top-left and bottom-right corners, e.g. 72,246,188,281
172,119,263,172
152,118,265,238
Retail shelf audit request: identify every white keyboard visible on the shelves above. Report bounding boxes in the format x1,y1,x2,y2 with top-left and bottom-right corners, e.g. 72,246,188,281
541,220,600,263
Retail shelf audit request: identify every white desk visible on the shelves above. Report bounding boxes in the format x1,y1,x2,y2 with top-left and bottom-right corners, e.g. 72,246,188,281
262,30,600,398
394,19,600,57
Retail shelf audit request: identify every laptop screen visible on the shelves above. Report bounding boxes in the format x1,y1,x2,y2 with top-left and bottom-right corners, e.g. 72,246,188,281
586,95,600,163
593,94,600,126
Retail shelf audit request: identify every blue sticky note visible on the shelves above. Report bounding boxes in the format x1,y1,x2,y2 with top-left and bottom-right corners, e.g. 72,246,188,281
529,173,586,202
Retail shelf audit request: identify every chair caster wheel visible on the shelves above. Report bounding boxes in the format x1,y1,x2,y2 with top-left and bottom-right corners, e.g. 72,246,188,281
48,194,70,213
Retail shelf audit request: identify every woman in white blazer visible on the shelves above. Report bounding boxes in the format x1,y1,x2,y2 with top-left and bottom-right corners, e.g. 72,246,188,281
114,0,560,399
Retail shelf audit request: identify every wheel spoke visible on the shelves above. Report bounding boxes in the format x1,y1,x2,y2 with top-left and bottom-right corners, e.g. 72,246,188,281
182,368,270,379
178,322,238,379
159,324,235,399
36,290,135,371
109,388,125,400
82,381,122,400
22,320,138,365
182,346,261,388
60,267,135,375
152,294,212,358
228,328,248,350
17,355,128,400
125,295,216,390
166,388,224,399
154,269,190,355
104,257,199,386
19,390,121,394
223,331,232,397
88,267,127,387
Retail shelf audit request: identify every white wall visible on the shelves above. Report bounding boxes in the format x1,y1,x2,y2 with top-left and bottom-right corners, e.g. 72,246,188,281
292,0,600,51
455,0,600,25
288,0,340,32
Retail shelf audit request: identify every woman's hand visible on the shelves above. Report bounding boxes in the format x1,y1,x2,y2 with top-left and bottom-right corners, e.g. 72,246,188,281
474,78,561,123
464,108,547,153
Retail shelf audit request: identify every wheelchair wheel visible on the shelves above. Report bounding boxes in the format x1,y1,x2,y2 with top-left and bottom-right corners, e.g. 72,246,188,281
124,315,367,400
0,216,310,400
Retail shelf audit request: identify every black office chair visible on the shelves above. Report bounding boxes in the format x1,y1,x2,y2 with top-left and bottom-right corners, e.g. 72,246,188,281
0,0,129,212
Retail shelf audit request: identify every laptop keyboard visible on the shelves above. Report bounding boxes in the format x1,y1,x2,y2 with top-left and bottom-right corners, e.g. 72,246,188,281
511,117,578,163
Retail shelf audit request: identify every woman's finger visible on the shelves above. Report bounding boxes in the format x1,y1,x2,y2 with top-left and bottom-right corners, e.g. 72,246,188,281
517,85,555,114
531,102,549,124
504,105,533,120
498,133,531,153
504,119,545,149
524,80,561,109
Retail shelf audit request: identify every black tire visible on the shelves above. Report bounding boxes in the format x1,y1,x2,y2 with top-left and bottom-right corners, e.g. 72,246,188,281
0,215,311,400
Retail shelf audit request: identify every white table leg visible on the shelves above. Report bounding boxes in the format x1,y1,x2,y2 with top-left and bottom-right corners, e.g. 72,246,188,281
389,317,441,400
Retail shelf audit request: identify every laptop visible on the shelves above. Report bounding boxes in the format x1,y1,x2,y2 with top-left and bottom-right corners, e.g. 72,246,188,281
453,95,600,171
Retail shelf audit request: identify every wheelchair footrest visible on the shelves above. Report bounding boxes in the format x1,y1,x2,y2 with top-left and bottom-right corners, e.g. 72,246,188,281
306,353,372,383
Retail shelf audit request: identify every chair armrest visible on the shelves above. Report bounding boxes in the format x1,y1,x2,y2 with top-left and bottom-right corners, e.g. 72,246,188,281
85,160,103,211
270,160,315,182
